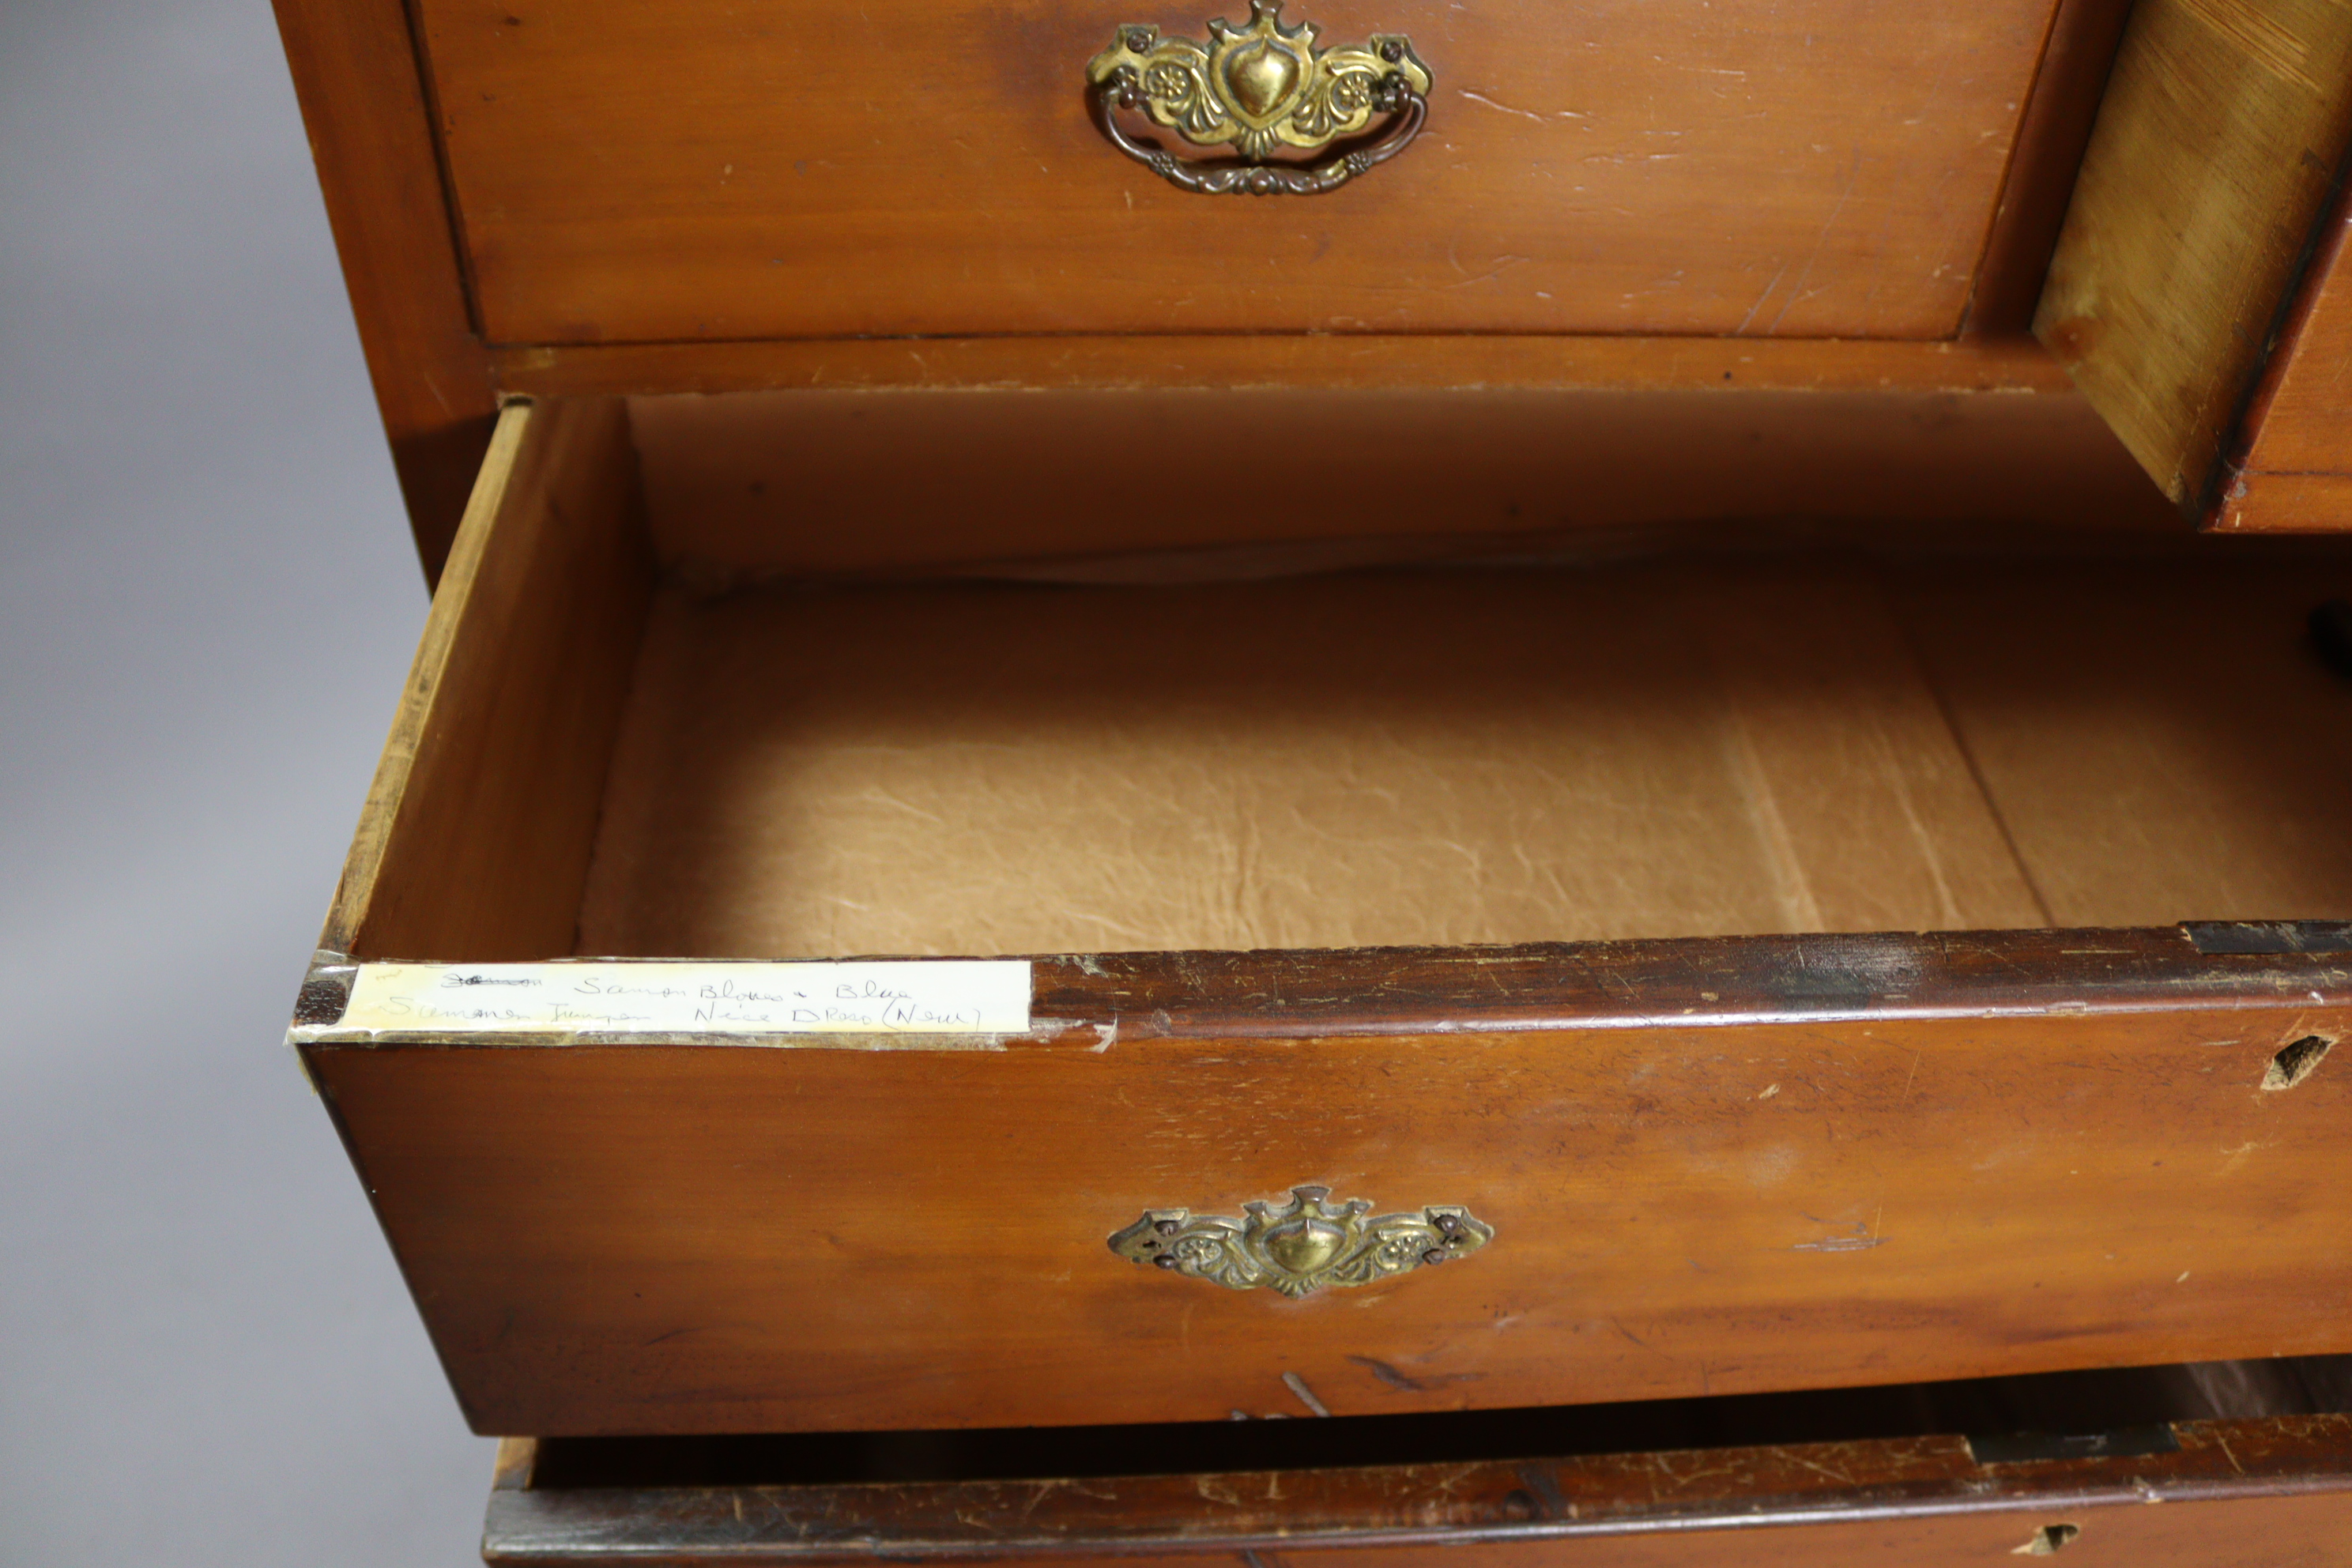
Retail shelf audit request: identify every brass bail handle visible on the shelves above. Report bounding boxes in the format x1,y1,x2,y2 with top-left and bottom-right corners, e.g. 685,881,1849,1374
1084,1,1433,195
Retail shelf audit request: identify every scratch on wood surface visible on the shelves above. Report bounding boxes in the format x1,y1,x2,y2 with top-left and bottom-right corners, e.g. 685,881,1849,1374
1282,1370,1332,1417
1792,1223,1886,1253
1644,1451,1747,1493
1458,89,1559,123
2215,1140,2269,1176
1765,149,1863,334
1766,1445,1858,1486
1734,263,1791,334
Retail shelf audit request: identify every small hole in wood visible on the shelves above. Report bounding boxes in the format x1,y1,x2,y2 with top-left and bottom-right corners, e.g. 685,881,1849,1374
2263,1035,2333,1091
2015,1522,2080,1555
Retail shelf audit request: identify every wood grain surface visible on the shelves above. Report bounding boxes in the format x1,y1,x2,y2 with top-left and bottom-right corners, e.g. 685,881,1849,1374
325,398,655,961
270,0,498,580
311,931,2352,1435
2035,0,2352,517
484,1415,2352,1563
416,0,2063,342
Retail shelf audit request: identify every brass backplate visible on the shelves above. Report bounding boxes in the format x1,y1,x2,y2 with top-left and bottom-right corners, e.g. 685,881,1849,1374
1085,1,1430,194
1110,1185,1491,1297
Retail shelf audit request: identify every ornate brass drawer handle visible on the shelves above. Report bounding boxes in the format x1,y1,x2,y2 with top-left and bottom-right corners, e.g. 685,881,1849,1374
1084,1,1431,196
1110,1185,1491,1296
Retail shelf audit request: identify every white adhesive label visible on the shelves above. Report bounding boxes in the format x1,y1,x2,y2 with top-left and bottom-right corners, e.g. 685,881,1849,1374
333,960,1032,1036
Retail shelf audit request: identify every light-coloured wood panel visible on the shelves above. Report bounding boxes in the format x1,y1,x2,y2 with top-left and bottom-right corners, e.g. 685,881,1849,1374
422,0,2061,342
2035,0,2352,514
326,398,656,961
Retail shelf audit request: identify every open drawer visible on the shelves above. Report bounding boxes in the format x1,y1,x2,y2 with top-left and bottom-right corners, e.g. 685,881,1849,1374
295,397,2352,1438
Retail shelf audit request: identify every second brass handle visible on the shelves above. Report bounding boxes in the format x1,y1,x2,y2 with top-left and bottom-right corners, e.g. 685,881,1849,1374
1085,1,1433,196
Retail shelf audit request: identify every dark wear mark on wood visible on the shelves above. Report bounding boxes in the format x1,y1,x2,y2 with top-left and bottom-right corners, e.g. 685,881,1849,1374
2185,921,2352,956
1968,1424,2178,1463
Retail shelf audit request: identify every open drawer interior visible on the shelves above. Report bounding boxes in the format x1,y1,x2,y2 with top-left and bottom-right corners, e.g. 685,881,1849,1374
303,394,2352,1439
337,395,2352,969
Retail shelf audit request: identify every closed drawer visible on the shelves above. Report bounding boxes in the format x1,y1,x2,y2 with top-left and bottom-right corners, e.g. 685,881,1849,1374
296,396,2352,1438
481,1363,2352,1563
420,0,2068,342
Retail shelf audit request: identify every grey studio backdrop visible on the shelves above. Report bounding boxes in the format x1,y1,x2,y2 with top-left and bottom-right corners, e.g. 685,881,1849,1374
2,0,494,1562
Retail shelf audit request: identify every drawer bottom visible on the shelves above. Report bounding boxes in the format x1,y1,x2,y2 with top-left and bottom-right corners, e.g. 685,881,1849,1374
484,1358,2352,1565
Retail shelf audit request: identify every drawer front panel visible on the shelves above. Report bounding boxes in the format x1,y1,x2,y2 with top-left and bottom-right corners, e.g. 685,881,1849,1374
311,951,2352,1436
421,0,2060,343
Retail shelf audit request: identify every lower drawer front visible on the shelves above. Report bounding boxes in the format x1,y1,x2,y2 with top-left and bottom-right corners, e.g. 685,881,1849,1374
482,1396,2352,1565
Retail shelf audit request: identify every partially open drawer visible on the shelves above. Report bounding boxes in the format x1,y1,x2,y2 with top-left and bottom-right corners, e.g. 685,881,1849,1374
296,398,2352,1438
482,1361,2352,1562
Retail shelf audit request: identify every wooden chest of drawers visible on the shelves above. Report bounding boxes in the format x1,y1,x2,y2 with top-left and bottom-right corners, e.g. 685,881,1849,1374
271,0,2352,1551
